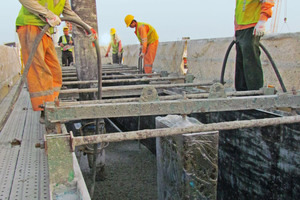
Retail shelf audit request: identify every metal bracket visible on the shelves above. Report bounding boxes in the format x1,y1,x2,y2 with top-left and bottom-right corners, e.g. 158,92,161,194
208,83,227,99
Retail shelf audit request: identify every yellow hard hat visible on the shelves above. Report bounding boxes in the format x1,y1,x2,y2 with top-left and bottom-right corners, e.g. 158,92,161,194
124,14,134,27
63,26,69,30
110,28,116,35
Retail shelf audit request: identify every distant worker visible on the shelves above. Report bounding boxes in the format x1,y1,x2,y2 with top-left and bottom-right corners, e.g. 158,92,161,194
234,0,275,91
58,26,74,66
124,14,159,74
105,28,124,64
16,0,97,122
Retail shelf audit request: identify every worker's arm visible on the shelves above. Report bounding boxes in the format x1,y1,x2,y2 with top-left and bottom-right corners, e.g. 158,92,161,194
58,36,64,47
61,0,83,23
253,0,275,36
138,25,148,55
69,36,74,45
19,0,60,23
105,44,111,57
260,0,275,21
62,1,97,40
118,41,122,53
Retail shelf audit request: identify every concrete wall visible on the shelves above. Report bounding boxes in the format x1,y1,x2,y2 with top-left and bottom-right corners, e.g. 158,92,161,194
123,32,300,92
0,45,21,102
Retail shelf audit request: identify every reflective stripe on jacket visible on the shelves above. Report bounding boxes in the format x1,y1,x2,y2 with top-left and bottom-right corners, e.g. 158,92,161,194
16,0,65,27
136,22,159,45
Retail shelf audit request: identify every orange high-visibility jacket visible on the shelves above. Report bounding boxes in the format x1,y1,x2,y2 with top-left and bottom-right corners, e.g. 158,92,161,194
135,22,159,54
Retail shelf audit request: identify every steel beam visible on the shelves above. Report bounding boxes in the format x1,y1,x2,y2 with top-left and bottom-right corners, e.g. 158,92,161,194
45,93,300,123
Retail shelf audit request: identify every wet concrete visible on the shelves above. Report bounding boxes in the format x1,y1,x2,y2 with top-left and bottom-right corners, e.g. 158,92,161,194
77,140,157,200
70,119,158,200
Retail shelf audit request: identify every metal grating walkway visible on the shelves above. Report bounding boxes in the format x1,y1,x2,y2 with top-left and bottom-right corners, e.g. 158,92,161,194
0,86,50,200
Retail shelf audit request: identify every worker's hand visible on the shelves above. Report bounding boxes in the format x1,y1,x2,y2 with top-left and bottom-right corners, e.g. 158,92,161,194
118,52,122,58
139,52,145,58
63,45,70,51
105,53,108,57
59,43,64,47
69,40,73,45
45,13,61,27
85,25,98,41
253,20,266,37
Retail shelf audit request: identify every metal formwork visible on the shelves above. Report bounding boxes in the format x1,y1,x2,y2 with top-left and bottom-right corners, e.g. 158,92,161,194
45,65,300,141
44,64,300,199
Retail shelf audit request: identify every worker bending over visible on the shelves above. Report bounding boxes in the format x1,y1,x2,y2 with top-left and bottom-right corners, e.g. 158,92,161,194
16,0,97,122
234,0,275,91
105,28,124,64
124,14,159,74
58,26,74,66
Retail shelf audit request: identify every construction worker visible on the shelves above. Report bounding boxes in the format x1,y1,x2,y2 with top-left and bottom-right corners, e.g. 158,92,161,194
105,28,124,64
16,0,97,122
124,15,159,74
234,0,275,91
58,26,74,66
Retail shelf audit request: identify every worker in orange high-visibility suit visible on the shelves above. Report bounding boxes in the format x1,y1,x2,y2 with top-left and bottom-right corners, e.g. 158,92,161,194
16,0,97,121
124,15,159,74
234,0,275,91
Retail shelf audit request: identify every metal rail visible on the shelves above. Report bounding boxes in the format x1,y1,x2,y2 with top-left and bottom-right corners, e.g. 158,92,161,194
45,93,300,123
69,115,300,149
62,76,186,85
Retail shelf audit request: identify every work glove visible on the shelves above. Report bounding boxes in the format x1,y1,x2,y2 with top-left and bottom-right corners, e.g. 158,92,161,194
45,12,61,27
85,25,98,41
253,20,266,37
105,53,108,57
139,52,145,58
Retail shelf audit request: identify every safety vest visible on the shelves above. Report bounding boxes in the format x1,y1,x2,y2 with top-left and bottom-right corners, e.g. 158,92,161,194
110,37,123,54
61,35,73,51
136,22,159,45
235,0,261,25
16,0,66,33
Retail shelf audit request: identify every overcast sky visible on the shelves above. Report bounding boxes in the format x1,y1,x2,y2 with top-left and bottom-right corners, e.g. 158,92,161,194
1,0,300,46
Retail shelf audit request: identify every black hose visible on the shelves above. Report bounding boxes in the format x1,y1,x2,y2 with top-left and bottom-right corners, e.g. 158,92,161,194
220,40,287,92
259,43,287,92
220,40,235,85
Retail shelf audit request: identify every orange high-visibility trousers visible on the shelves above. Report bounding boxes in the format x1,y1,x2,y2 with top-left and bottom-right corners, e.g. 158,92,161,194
144,40,158,74
17,25,62,111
